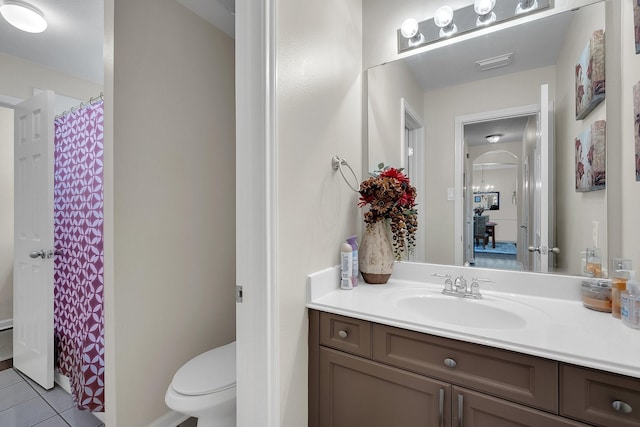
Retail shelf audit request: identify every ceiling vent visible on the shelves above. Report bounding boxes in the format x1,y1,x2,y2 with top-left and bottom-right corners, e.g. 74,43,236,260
476,52,513,71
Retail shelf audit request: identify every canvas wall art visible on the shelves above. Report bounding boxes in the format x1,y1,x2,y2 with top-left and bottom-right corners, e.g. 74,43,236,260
575,120,606,192
575,29,605,120
635,0,640,54
634,81,640,181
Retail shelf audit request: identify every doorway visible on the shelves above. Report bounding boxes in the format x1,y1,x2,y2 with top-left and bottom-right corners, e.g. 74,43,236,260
454,104,540,271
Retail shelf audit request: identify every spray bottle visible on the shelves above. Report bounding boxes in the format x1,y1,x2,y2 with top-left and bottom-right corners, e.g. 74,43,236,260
346,235,359,287
340,242,353,290
621,271,640,329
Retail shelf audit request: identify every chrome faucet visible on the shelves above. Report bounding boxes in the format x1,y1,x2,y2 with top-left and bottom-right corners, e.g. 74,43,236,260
434,273,490,299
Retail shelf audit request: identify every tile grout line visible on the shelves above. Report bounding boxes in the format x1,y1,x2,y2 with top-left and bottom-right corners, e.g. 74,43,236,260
16,368,73,427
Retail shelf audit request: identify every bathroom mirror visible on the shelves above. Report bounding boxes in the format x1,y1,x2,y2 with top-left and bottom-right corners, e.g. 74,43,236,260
366,0,607,276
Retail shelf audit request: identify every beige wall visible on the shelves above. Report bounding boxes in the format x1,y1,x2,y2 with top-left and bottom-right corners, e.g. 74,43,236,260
0,53,102,102
554,1,607,275
422,66,556,264
277,0,363,424
0,107,12,325
106,0,236,425
367,59,424,172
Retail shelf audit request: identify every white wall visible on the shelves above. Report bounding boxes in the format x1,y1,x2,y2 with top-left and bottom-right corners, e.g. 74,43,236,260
620,1,640,272
422,66,556,264
0,107,13,325
105,0,236,425
367,48,425,172
554,1,607,275
276,0,363,425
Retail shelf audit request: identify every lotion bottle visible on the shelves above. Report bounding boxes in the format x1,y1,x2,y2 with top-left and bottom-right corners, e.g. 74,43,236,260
611,259,632,319
346,235,359,287
340,242,353,290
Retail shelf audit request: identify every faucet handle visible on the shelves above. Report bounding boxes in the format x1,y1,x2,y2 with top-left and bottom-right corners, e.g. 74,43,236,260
470,277,493,298
432,273,453,292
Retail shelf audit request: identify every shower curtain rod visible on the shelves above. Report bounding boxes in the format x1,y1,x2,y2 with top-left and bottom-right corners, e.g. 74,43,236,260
55,92,104,120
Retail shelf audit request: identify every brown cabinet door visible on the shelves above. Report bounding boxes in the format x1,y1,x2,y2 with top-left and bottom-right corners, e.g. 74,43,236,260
453,387,590,427
560,364,640,427
320,347,450,427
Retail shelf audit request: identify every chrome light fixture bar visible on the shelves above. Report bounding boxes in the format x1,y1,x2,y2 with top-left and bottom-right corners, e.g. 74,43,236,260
397,0,552,54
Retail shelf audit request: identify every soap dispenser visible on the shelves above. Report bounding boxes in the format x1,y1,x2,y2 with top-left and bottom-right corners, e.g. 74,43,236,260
620,271,640,329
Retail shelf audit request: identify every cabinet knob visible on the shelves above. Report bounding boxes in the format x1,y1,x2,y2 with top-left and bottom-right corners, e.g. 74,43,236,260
444,358,457,368
612,400,633,414
337,330,348,339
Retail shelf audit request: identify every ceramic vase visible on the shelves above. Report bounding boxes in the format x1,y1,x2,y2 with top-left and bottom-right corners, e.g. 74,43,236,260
359,221,394,284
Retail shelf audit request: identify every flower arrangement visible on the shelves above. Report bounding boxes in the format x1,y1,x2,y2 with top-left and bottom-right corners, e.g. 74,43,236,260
358,163,418,260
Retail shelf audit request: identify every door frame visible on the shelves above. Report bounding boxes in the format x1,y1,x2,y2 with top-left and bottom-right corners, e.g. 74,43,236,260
235,0,280,425
454,104,539,265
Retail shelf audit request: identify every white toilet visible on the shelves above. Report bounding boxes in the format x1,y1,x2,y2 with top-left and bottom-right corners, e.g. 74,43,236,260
165,341,236,427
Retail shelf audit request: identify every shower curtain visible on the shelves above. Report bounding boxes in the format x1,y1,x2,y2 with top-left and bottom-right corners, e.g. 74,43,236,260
53,99,104,411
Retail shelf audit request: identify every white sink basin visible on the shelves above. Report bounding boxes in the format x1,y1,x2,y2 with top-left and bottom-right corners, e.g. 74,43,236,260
388,288,550,330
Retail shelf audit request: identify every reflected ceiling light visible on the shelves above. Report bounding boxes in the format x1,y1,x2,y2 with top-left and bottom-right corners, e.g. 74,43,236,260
474,0,497,26
400,18,424,45
0,0,47,33
434,5,457,37
486,134,503,144
476,52,513,71
516,0,539,14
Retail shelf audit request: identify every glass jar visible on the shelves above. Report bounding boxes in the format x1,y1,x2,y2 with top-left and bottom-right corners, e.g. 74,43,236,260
581,279,611,312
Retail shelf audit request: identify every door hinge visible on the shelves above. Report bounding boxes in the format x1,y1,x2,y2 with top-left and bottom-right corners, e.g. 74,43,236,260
236,285,243,303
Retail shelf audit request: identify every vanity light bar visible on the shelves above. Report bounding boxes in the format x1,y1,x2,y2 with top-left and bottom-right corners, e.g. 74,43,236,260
397,0,551,54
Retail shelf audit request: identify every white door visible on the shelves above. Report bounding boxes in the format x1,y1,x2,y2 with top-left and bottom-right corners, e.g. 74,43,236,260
531,84,556,273
13,90,55,389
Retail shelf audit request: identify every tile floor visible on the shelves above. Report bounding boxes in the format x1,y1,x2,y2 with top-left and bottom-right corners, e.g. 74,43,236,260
0,368,104,426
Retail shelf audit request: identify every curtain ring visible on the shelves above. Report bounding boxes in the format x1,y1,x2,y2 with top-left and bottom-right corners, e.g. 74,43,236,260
332,155,360,192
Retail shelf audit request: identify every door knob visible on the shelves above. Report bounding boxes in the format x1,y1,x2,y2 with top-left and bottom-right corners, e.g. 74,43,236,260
527,246,539,253
29,250,46,259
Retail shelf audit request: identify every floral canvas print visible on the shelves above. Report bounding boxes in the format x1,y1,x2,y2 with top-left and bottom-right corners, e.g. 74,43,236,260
575,120,606,192
634,81,640,180
635,0,640,54
575,29,605,120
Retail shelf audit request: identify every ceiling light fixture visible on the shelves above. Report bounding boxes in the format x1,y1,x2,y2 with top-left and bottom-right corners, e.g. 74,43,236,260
474,0,497,26
434,6,457,37
0,0,47,33
516,0,539,14
486,134,503,144
476,52,513,71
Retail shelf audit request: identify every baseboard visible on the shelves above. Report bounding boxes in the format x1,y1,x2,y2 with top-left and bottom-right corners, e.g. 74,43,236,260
147,410,189,427
0,319,13,330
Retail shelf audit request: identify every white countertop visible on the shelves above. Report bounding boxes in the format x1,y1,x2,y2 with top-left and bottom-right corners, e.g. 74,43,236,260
306,262,640,379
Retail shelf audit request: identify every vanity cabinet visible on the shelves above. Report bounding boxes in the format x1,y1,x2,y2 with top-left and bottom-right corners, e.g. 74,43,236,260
309,310,640,427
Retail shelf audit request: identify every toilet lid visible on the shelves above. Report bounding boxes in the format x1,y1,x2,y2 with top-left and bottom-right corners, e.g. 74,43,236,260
172,341,236,396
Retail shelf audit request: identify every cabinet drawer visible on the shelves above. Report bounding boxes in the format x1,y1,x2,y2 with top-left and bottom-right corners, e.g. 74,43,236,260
372,324,558,412
560,364,640,427
319,312,372,358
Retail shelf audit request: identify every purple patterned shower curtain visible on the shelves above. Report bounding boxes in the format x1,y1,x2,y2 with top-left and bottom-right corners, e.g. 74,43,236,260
53,99,105,412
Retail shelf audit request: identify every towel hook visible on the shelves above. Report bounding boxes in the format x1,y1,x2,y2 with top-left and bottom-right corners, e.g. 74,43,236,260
332,155,359,193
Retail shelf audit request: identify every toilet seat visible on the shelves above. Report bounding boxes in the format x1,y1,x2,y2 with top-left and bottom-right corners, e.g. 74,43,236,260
172,341,236,396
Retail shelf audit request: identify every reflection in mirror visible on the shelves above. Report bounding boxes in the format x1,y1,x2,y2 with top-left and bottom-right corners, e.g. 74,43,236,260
366,1,607,276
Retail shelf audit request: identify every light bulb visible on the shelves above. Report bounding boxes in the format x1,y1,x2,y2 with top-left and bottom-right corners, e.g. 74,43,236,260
400,18,419,39
516,0,539,14
433,6,454,28
474,0,496,16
